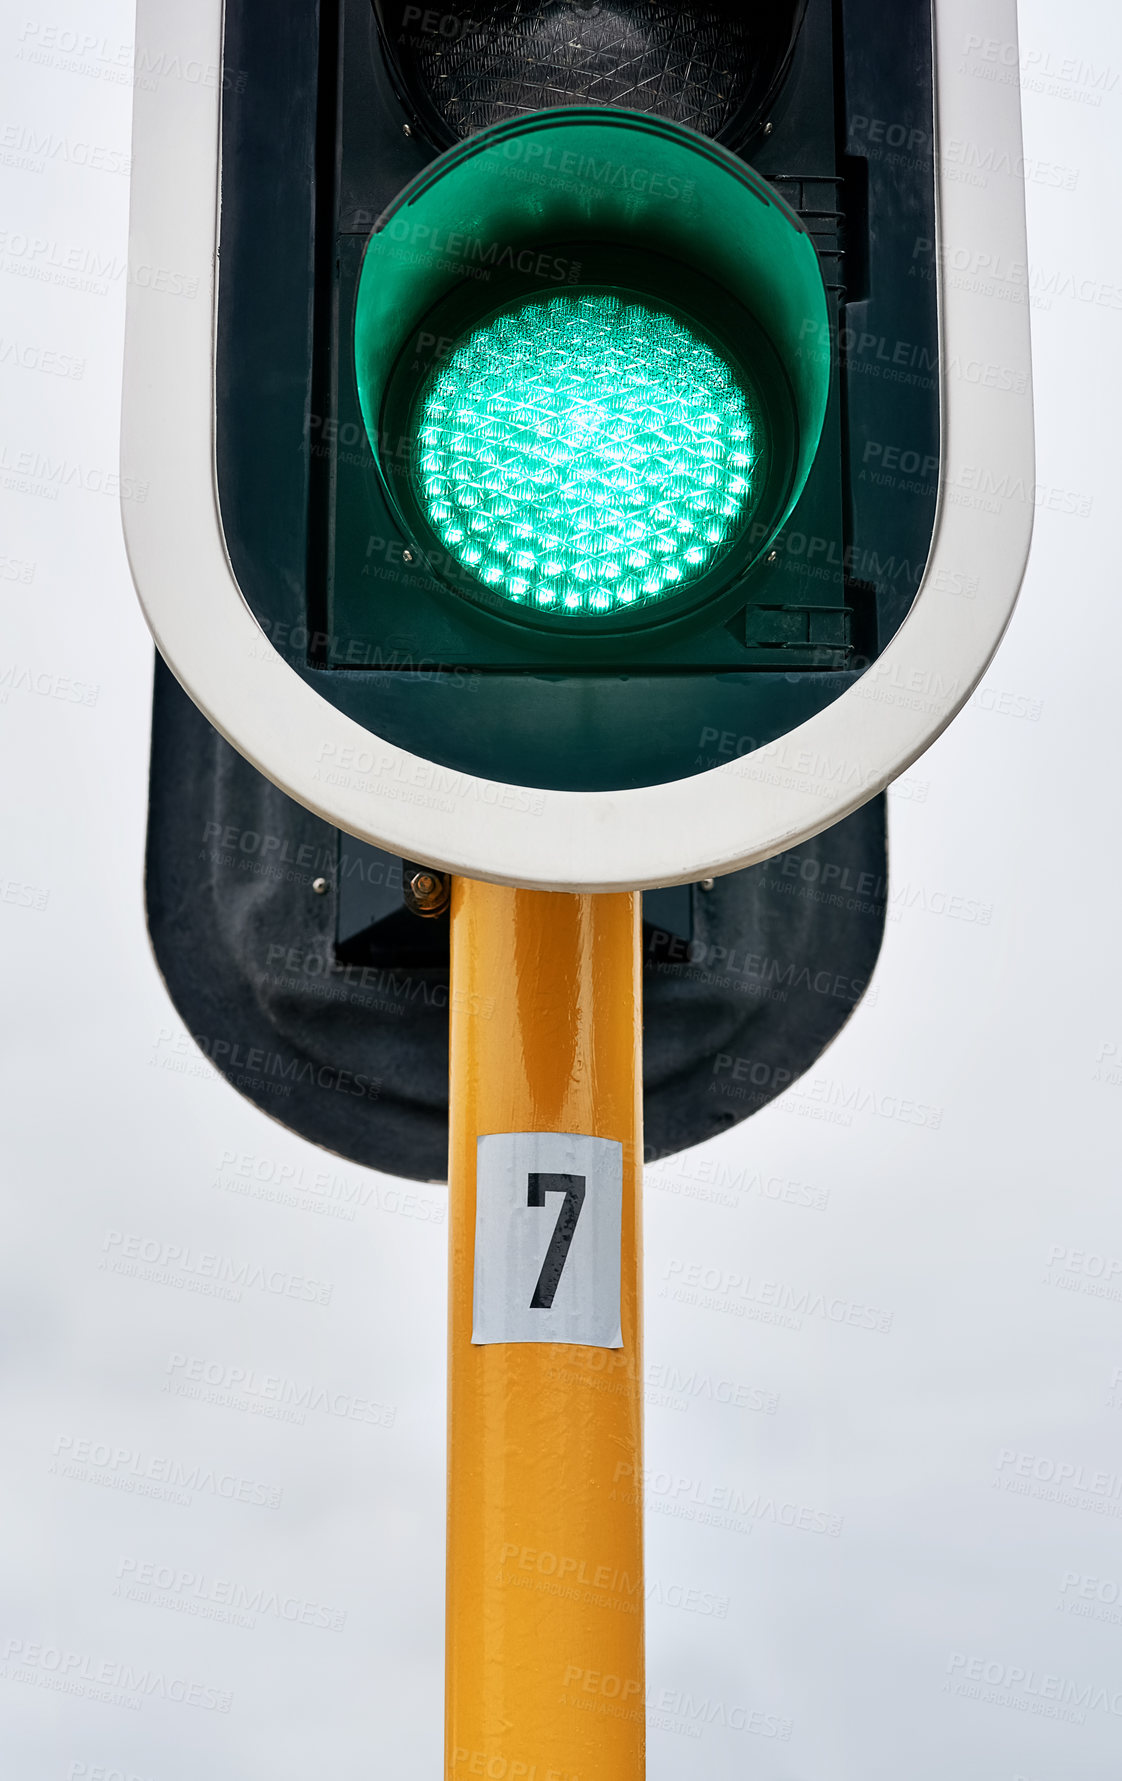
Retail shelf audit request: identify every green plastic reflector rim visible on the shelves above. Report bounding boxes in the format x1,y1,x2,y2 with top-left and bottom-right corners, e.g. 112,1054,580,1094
412,289,766,619
355,106,832,640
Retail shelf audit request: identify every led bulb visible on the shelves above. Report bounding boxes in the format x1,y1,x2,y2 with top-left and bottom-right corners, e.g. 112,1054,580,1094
413,291,765,619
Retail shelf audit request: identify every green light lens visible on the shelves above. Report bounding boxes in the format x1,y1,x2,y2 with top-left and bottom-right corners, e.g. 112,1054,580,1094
413,291,766,619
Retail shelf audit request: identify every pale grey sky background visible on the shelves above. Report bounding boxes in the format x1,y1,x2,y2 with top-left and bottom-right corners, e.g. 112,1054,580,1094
1,2,1121,1776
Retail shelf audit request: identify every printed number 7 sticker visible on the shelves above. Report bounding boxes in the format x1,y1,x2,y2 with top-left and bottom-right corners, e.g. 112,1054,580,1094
472,1133,624,1347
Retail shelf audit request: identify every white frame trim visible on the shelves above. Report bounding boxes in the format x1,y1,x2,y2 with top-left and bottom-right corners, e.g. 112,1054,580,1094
121,0,1033,892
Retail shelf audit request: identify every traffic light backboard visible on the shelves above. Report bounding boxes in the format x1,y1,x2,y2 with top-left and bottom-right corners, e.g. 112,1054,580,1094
122,0,1033,890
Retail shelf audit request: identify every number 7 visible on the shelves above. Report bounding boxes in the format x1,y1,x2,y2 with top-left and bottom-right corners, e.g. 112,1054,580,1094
526,1174,586,1309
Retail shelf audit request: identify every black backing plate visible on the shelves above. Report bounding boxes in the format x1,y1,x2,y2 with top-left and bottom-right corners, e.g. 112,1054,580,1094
147,660,887,1181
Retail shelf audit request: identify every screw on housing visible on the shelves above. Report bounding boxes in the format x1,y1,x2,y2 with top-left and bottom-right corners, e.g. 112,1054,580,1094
405,868,451,918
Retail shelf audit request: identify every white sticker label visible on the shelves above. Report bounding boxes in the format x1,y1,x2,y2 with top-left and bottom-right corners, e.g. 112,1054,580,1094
472,1133,624,1348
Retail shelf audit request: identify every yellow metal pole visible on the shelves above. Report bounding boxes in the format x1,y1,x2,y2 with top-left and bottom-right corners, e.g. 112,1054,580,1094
446,878,645,1781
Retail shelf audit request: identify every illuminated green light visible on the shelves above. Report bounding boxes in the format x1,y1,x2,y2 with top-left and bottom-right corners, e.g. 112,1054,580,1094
413,291,765,619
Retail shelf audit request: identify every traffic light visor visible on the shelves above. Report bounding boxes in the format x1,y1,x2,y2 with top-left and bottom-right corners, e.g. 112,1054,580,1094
356,108,830,634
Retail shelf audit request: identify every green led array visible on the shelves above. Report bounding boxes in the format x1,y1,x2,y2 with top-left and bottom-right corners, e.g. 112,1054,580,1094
413,290,764,618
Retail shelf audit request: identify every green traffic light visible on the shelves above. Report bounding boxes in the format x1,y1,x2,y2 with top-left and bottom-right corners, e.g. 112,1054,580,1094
355,107,831,639
413,290,766,618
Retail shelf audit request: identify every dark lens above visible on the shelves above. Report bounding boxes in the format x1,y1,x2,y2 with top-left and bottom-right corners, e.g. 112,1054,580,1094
374,0,806,145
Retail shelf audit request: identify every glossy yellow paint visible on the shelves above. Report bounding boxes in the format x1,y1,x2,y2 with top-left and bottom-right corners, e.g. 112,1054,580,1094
446,878,645,1781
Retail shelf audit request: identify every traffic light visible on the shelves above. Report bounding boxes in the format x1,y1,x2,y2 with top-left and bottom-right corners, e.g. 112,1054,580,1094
353,108,830,646
122,5,1034,1768
124,0,1032,1151
197,0,948,802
